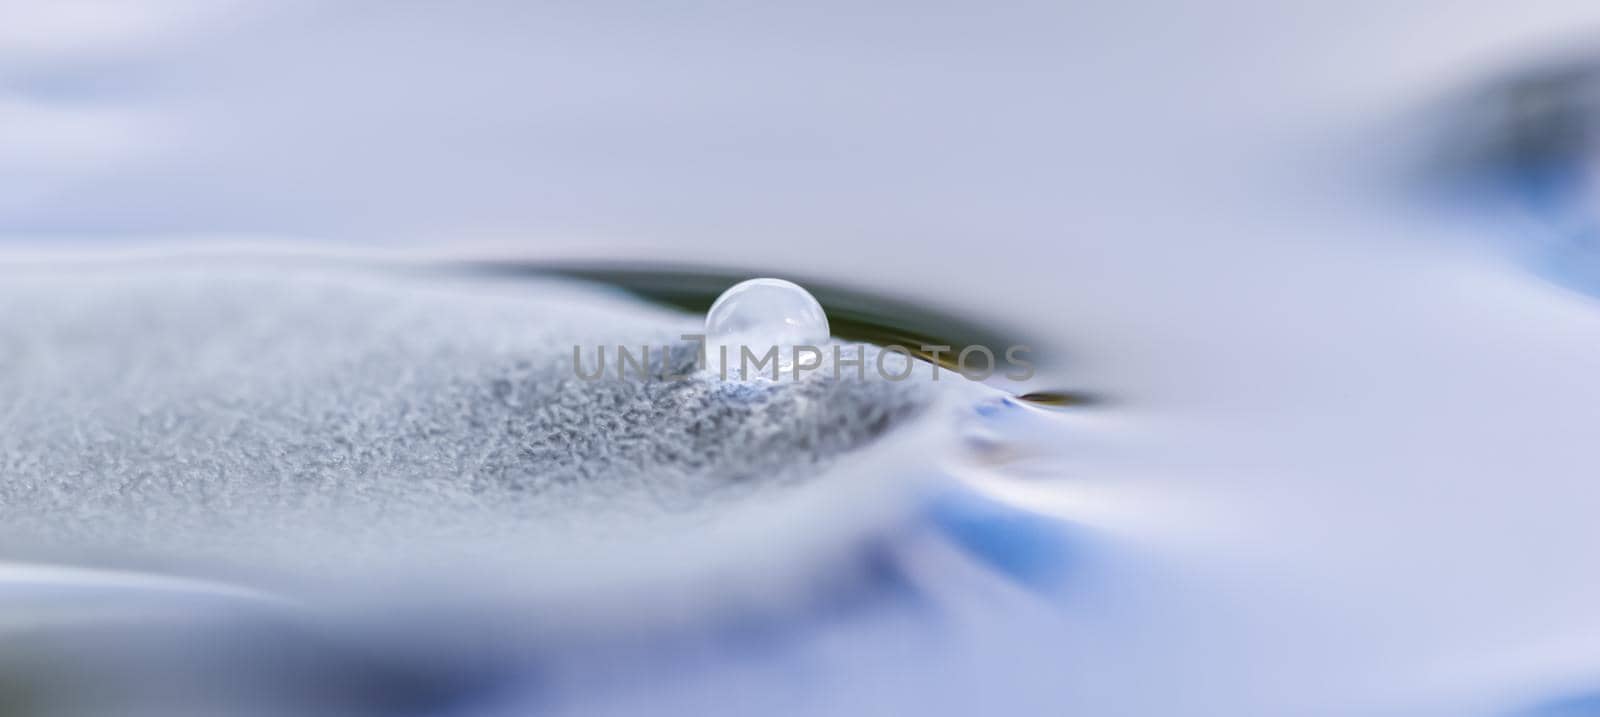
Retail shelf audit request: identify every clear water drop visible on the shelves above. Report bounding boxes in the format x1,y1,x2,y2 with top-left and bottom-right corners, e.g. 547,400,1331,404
705,278,830,376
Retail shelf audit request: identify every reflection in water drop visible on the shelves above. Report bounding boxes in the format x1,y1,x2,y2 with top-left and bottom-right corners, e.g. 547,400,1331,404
705,278,831,376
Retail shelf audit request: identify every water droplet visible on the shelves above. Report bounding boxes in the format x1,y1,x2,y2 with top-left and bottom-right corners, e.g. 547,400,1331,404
705,278,830,377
